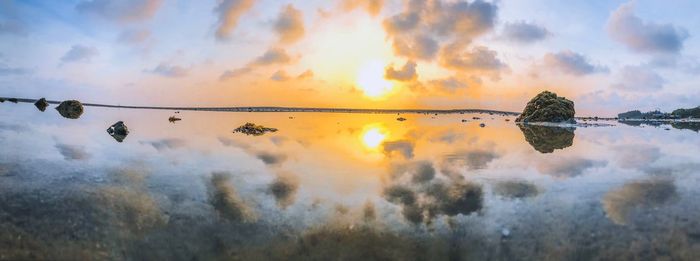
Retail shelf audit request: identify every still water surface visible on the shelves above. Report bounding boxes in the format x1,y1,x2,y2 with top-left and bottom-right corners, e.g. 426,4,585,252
1,103,699,260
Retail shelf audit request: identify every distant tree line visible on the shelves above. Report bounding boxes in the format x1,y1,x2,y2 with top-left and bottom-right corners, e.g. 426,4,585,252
618,106,700,119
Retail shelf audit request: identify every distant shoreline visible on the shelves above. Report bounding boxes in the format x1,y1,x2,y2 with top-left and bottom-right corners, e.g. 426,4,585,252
1,97,520,115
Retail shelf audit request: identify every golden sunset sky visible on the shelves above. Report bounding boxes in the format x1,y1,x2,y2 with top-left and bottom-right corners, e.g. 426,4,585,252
2,0,700,116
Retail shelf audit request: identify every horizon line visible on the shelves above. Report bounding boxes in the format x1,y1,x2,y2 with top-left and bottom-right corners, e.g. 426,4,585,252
2,97,521,115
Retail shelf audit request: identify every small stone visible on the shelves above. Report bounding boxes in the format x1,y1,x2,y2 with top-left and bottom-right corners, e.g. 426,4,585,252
55,100,84,119
480,123,486,128
397,117,407,121
34,98,49,112
106,121,129,142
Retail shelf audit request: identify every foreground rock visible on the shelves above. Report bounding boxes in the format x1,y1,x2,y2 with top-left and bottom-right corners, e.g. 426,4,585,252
55,100,84,119
106,121,129,142
233,122,278,136
34,98,49,112
516,91,575,123
518,124,574,153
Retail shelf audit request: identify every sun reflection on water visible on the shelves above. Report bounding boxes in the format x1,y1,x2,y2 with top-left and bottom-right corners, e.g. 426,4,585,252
361,124,388,149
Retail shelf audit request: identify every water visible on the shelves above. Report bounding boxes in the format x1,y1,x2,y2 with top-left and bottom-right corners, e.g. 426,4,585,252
1,103,699,260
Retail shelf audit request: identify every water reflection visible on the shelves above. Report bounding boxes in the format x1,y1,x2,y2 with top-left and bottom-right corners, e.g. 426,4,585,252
602,178,677,225
518,124,574,153
2,104,700,259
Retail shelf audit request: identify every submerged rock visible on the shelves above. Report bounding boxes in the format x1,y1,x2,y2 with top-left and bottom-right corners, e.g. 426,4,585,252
518,124,574,153
516,91,575,123
34,98,49,112
106,121,129,142
55,100,84,119
397,117,407,121
233,122,278,136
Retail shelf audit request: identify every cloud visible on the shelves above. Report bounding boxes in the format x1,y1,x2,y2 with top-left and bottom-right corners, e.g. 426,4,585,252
493,181,539,199
543,51,608,76
612,66,665,92
536,157,606,178
117,28,151,44
220,67,253,81
270,70,290,81
500,21,550,43
384,61,417,82
428,77,469,93
251,48,291,66
440,44,505,74
214,0,257,40
148,63,189,78
382,140,415,159
296,69,313,80
207,172,257,222
268,175,298,208
602,178,677,225
0,65,29,76
140,138,186,151
274,5,305,44
606,2,689,54
613,144,661,169
60,45,98,63
342,0,385,16
256,151,287,165
0,21,26,36
76,0,162,22
383,0,498,61
391,35,439,61
55,144,90,161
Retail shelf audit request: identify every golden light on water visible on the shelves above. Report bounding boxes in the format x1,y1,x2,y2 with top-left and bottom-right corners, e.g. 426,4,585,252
361,125,388,149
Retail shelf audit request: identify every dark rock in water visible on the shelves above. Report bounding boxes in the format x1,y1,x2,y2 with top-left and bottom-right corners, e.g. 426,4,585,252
55,100,84,119
107,121,129,142
516,91,575,123
397,117,407,121
479,123,486,128
0,98,4,102
168,116,182,123
518,124,574,153
8,98,18,103
234,122,278,136
34,98,49,112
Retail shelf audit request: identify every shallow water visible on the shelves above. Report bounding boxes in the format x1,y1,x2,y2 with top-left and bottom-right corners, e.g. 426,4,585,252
1,103,700,260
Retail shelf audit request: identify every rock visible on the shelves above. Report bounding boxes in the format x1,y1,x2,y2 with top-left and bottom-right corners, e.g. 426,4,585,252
55,100,84,119
480,123,486,128
168,116,182,123
516,91,575,123
518,124,574,153
396,117,407,121
0,98,4,102
233,122,278,136
8,98,18,103
34,98,49,112
106,121,129,142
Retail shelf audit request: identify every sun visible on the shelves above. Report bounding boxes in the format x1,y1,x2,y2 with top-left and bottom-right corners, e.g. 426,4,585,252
356,60,394,99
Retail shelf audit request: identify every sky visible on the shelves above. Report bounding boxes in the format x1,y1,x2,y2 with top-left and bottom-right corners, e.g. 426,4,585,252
1,0,700,116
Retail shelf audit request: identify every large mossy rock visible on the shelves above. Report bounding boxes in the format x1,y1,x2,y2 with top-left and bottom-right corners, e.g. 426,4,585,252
516,91,575,123
55,100,84,119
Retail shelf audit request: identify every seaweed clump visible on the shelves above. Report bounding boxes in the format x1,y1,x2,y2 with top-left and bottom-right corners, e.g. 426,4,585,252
233,122,278,136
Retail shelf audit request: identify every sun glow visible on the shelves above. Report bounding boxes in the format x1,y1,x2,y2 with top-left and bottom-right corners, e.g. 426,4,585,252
357,60,393,99
361,125,388,149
